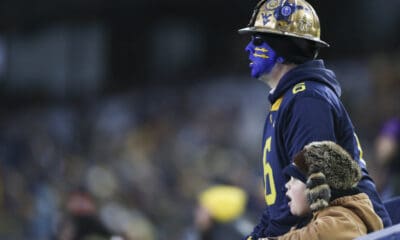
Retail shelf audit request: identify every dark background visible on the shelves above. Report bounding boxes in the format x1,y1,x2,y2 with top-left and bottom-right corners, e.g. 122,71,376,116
0,0,399,92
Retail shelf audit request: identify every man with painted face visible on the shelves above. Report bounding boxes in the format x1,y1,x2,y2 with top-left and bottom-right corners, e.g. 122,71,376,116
238,0,392,239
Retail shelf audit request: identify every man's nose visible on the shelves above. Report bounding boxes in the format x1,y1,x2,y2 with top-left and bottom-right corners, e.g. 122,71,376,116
245,42,254,54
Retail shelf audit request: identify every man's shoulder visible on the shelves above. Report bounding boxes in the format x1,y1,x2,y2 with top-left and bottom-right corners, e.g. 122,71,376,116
281,81,338,104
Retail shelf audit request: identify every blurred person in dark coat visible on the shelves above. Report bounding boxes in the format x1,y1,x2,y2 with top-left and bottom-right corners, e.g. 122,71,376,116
57,188,112,240
370,118,400,200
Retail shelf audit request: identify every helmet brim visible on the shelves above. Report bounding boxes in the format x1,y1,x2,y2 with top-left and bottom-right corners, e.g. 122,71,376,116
238,27,330,48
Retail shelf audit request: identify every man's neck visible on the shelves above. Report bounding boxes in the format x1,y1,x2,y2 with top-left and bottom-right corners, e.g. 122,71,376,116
259,63,297,90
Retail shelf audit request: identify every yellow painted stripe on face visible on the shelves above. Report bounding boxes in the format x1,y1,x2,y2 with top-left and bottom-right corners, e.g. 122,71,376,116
271,97,283,111
255,47,268,52
253,53,269,59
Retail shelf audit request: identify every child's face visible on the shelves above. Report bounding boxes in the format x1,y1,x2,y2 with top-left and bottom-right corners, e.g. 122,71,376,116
285,177,311,216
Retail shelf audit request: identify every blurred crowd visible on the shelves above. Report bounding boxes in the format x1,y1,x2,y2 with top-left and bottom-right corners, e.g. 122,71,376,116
0,55,399,240
0,79,269,240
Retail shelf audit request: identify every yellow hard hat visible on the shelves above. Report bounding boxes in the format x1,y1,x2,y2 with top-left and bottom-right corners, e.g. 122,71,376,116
239,0,329,48
198,185,247,223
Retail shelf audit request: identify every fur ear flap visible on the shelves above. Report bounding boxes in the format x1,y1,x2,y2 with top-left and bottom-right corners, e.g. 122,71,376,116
306,172,326,189
306,172,331,211
309,198,329,211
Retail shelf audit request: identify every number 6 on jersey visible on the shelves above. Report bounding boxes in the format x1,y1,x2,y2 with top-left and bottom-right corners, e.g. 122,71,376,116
263,137,276,205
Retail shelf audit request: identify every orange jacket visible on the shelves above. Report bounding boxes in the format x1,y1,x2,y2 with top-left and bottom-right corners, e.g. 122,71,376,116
275,193,383,240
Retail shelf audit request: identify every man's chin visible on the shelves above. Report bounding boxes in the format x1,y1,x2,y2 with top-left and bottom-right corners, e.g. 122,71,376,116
251,69,272,84
251,68,269,79
251,74,260,79
251,70,262,79
258,73,273,85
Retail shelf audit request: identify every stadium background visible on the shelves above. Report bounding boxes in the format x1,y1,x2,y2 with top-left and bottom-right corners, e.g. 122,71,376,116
0,0,399,239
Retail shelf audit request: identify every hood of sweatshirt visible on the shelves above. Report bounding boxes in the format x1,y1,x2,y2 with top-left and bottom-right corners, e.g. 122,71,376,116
269,60,341,103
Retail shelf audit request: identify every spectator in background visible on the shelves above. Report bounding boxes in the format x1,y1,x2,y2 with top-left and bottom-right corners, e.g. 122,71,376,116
57,188,113,240
182,185,248,240
370,118,400,201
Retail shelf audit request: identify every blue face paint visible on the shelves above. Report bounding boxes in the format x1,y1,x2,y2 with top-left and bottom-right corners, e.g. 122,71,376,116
245,35,279,78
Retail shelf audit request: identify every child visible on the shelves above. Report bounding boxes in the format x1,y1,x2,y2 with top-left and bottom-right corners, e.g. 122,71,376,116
261,141,384,240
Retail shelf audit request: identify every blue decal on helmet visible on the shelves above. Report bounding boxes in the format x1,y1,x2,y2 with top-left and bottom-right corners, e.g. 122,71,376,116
274,1,303,22
281,6,292,16
262,13,273,25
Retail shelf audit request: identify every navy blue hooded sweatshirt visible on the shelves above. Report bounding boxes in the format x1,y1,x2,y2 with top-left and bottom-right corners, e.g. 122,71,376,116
248,60,392,239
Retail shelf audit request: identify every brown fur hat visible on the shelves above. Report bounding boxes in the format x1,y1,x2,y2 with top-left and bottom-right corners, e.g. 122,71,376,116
293,141,362,211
